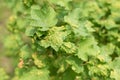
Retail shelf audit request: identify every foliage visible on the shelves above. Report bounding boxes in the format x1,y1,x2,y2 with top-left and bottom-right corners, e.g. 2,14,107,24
0,68,9,80
3,0,120,80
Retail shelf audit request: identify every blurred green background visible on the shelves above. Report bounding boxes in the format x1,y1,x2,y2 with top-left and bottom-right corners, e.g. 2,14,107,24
0,0,9,54
0,0,13,76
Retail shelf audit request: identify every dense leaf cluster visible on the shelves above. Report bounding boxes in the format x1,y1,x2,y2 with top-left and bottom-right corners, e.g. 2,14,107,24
3,0,120,80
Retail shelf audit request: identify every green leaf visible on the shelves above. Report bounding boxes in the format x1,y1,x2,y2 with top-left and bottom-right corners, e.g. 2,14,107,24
104,19,119,30
66,56,83,73
25,27,36,36
30,5,57,31
61,68,76,80
19,45,32,59
64,8,94,37
84,1,104,19
97,43,115,62
77,36,100,61
110,57,120,79
19,68,49,80
111,69,120,80
54,57,67,73
49,0,72,10
64,8,80,27
116,47,120,56
110,57,120,69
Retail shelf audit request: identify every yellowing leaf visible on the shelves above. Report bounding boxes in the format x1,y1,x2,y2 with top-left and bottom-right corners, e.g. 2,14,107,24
40,26,68,51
